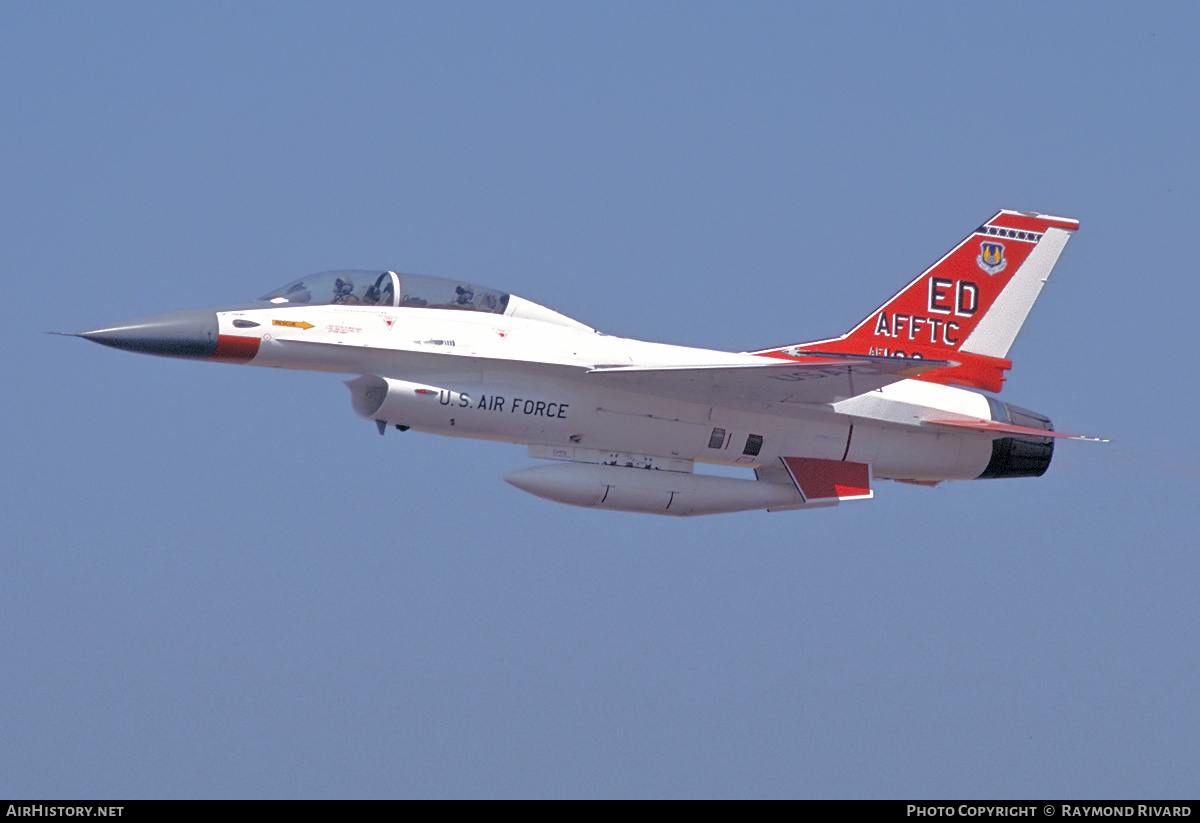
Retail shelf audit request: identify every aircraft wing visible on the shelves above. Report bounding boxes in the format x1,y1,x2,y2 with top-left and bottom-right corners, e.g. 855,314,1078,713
586,354,948,411
924,418,1109,442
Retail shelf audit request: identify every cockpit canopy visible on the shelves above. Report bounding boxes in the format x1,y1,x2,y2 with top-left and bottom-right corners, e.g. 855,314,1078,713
260,270,511,315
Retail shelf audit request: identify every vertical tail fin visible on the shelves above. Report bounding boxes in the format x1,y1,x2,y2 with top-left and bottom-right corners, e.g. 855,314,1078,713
759,210,1079,392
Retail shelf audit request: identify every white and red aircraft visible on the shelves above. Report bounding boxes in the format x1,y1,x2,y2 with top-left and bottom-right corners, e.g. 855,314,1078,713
75,210,1100,515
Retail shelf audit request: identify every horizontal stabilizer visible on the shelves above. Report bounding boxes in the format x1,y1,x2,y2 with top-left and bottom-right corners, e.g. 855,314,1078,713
926,418,1108,442
780,456,873,503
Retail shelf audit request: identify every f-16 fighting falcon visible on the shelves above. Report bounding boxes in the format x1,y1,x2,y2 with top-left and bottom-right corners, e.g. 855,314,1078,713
71,210,1101,515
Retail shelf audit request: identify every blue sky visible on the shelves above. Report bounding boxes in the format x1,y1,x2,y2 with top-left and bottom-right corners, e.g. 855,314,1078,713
3,1,1197,798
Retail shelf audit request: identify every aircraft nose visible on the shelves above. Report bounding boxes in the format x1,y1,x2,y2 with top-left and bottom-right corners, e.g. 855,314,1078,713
76,308,220,360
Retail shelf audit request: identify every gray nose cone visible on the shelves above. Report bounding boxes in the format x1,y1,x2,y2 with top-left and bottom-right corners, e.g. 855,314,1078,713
76,308,220,360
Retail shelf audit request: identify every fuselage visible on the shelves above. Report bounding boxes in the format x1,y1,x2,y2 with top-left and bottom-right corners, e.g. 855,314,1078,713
76,261,1066,515
193,297,1001,483
76,209,1088,515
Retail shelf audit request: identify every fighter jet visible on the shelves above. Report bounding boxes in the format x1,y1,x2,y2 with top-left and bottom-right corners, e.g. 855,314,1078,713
73,210,1100,515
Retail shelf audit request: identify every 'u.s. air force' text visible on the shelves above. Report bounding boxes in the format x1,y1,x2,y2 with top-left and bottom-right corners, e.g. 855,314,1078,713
436,390,568,419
